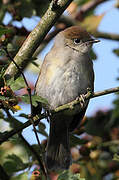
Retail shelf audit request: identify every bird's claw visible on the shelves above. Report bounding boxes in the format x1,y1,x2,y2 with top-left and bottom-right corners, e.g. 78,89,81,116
76,94,86,108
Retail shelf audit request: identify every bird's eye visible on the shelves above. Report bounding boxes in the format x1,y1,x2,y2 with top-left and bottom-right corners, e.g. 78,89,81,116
74,38,80,44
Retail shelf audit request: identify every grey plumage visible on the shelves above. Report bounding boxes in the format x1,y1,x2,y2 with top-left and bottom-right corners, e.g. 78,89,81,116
35,26,98,170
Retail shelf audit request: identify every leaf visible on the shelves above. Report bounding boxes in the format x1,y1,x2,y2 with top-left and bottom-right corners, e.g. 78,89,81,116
15,0,34,18
0,131,10,140
70,134,87,147
3,154,28,175
0,26,12,37
19,113,29,119
113,154,119,162
0,95,6,100
20,94,49,106
6,77,26,91
13,105,21,111
0,110,4,118
0,49,6,56
81,14,105,32
4,115,23,129
89,49,97,60
37,122,48,137
33,0,50,17
113,48,119,57
74,0,89,6
10,172,28,180
31,144,43,157
58,170,85,180
67,2,78,14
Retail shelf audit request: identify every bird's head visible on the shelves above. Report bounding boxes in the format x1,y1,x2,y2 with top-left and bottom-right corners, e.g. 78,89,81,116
55,26,100,55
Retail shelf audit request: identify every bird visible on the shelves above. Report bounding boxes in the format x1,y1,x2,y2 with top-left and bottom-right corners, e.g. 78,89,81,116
35,26,100,170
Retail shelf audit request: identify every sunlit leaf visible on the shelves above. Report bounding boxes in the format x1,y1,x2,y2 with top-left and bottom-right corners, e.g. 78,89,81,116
13,105,21,111
3,154,28,175
74,0,89,6
67,2,78,14
10,172,28,180
6,77,26,91
81,14,105,32
113,153,119,161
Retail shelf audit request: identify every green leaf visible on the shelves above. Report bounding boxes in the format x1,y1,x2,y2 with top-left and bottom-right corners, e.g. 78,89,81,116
113,154,119,161
4,114,23,128
18,0,34,18
0,110,4,118
37,122,48,137
89,49,97,60
20,94,49,106
3,154,28,175
0,26,12,37
6,77,26,91
0,95,6,100
113,48,119,57
31,144,43,157
58,170,85,180
19,113,29,119
0,49,6,56
81,14,105,32
10,172,28,180
74,0,89,6
0,65,7,88
70,134,87,147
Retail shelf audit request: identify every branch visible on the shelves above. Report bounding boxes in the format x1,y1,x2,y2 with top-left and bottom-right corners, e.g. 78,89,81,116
55,86,119,113
33,16,75,57
75,0,108,21
3,47,48,177
1,86,119,145
94,31,119,41
4,0,73,78
0,114,45,145
19,134,46,177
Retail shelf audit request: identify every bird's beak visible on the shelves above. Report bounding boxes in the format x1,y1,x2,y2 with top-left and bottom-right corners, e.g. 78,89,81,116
89,39,100,44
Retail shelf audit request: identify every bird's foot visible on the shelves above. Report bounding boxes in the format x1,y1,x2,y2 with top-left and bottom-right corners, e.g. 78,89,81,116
76,94,86,108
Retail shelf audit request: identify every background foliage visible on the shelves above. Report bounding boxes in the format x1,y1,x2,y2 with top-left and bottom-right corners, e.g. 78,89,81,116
0,0,119,179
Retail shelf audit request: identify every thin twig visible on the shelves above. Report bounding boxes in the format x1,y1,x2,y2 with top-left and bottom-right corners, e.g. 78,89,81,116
75,0,108,21
4,0,73,78
0,113,45,145
19,134,46,175
3,47,47,177
1,86,119,145
55,86,119,113
94,31,119,41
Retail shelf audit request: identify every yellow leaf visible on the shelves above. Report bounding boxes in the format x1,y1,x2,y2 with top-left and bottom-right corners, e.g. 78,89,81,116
13,105,22,111
67,2,78,15
81,14,105,32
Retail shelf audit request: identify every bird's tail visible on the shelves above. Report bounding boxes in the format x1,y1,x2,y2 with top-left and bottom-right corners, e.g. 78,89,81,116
45,116,72,170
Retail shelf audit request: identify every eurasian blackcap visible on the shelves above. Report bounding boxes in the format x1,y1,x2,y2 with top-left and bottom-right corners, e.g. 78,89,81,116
35,26,99,170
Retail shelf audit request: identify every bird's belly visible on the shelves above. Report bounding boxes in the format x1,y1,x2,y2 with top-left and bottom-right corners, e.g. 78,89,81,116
48,69,92,109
